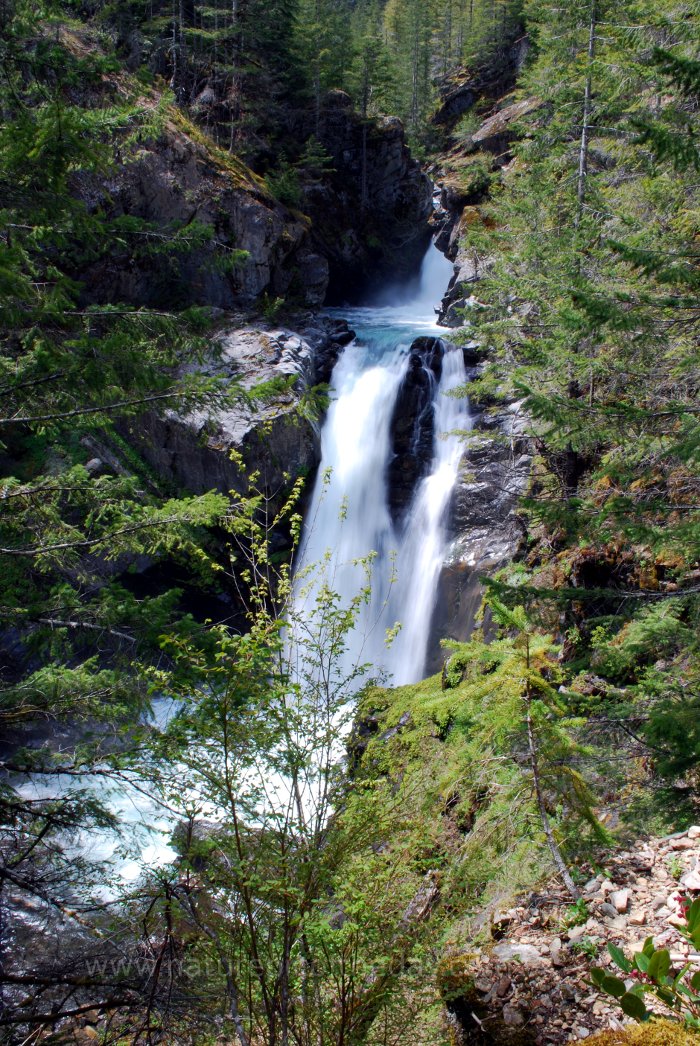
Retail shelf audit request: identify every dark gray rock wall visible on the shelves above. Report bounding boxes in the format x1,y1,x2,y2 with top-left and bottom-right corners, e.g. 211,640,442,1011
76,96,433,313
426,397,531,670
311,92,434,303
75,128,323,309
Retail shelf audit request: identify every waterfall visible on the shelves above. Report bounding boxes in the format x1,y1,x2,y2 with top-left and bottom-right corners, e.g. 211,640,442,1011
292,243,469,687
381,347,470,684
11,243,464,892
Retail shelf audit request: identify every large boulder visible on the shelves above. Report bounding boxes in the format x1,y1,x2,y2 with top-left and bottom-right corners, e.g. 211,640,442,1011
471,96,542,158
431,35,531,129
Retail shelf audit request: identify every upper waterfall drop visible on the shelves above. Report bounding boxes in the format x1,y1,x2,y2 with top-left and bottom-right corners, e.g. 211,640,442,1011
292,241,470,686
363,241,455,324
408,241,456,316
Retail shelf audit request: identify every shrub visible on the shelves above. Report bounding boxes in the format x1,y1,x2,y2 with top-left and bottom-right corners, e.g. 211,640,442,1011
591,898,700,1027
265,160,302,207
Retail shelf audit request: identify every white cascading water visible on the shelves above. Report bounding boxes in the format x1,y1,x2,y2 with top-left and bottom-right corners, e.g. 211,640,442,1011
292,243,470,686
381,346,470,683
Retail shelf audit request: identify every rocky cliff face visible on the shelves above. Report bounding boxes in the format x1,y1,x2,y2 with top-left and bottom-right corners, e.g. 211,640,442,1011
431,35,530,129
432,93,541,326
436,207,485,327
416,85,541,662
71,68,527,664
75,118,329,310
74,92,432,313
121,317,353,511
433,180,491,327
375,323,530,666
426,388,531,670
422,90,543,656
308,91,433,303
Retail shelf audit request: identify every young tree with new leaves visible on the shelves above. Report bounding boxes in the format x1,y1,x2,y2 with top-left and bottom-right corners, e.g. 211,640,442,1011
1,481,441,1043
0,5,243,1018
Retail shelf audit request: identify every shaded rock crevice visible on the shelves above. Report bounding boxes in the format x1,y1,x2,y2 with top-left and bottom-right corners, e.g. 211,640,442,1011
431,35,530,129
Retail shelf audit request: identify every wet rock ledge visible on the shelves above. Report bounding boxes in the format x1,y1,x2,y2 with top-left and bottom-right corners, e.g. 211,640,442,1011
121,316,354,508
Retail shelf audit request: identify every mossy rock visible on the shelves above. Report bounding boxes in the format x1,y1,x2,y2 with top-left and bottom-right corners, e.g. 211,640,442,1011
587,1021,699,1046
437,953,478,1003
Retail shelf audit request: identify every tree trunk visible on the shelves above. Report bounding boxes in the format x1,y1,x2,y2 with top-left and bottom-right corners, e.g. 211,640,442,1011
524,679,580,900
361,122,368,211
182,894,251,1046
442,0,452,75
576,1,597,228
170,8,179,99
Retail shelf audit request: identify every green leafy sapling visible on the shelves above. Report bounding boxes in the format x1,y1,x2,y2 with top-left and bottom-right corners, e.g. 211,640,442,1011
591,898,700,1027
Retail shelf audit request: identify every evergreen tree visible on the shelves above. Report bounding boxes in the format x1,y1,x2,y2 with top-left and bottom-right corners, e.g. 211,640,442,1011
443,597,605,899
348,0,396,119
2,481,439,1042
383,0,437,135
295,0,354,127
460,0,700,779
